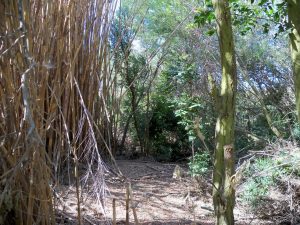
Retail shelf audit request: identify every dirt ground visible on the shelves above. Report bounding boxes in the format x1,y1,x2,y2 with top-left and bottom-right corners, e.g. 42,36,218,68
55,160,272,225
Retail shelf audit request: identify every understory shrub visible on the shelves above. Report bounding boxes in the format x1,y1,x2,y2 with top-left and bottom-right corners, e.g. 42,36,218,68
149,97,188,161
240,157,280,206
188,151,211,177
239,140,300,223
292,123,300,141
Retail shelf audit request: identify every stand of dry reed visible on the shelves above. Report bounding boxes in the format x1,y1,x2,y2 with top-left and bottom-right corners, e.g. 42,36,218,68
0,0,119,224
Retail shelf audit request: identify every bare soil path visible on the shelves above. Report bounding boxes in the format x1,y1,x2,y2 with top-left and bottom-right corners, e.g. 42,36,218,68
106,160,213,225
55,160,271,225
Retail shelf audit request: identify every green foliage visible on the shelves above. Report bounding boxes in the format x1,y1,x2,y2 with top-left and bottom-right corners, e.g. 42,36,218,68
241,177,271,206
194,1,216,36
188,151,211,176
235,32,292,143
194,0,290,37
241,157,281,207
194,0,257,35
164,52,197,89
194,7,215,27
292,123,300,140
151,137,173,161
172,94,204,142
116,0,296,171
275,149,300,176
149,95,188,161
231,1,258,35
241,150,300,208
110,6,135,55
239,0,289,37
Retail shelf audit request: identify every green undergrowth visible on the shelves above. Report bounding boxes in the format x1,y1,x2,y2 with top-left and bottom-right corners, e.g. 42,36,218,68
188,151,211,177
240,141,300,208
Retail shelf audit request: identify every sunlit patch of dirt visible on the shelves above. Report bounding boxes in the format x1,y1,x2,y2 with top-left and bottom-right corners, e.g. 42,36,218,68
55,160,273,224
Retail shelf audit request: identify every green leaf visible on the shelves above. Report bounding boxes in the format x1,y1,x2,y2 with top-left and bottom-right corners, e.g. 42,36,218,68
262,23,270,33
206,29,216,36
188,135,196,142
258,0,268,6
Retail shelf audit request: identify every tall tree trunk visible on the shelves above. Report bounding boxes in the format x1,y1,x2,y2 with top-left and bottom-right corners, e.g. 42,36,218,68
287,0,300,123
212,0,237,224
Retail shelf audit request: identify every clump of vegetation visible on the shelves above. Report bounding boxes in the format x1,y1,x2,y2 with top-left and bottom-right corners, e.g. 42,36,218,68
148,96,188,161
188,151,211,177
292,123,300,141
239,140,300,222
240,157,281,206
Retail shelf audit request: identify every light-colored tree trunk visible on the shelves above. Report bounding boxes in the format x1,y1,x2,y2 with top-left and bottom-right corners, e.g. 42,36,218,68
287,0,300,123
212,0,237,224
